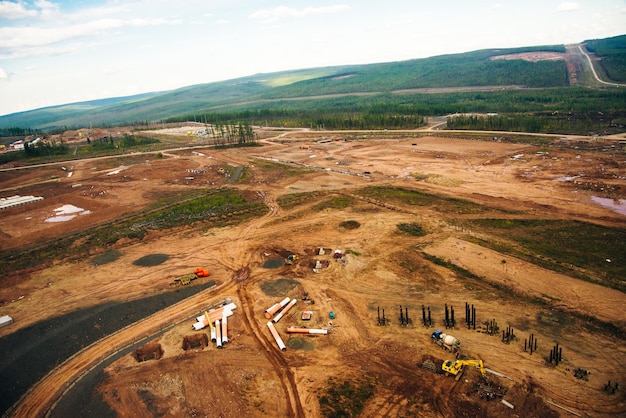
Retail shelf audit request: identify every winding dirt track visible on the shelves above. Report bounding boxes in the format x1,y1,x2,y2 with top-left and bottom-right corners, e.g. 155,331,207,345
9,282,237,417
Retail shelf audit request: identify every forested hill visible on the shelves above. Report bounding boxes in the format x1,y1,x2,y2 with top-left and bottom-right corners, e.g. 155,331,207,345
1,36,625,131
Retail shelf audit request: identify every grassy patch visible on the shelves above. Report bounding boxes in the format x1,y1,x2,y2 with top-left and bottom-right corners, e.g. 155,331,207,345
255,160,314,177
0,189,267,277
133,254,169,267
397,223,426,237
318,375,376,418
276,191,327,210
286,337,314,351
357,186,487,214
423,252,626,337
464,219,626,292
412,173,463,187
313,196,353,211
339,220,361,230
91,249,122,266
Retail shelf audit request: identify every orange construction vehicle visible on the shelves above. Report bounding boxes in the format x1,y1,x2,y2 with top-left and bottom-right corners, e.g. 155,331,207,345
171,267,210,286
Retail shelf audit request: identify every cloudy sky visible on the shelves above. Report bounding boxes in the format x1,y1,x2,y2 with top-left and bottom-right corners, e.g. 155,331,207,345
0,0,624,116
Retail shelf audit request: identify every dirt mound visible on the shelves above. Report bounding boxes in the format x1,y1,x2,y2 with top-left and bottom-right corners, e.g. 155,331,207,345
133,342,164,362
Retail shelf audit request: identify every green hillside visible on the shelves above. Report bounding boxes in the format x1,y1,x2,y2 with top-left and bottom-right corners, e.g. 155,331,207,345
585,35,626,82
0,40,624,131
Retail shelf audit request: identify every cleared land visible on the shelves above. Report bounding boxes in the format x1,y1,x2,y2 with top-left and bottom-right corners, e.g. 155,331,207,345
1,127,625,417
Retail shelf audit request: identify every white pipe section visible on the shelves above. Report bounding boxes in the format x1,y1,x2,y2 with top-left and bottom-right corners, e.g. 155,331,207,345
264,297,291,319
267,321,286,351
215,319,222,348
221,313,228,344
286,327,328,335
192,304,236,330
209,320,216,342
272,298,297,323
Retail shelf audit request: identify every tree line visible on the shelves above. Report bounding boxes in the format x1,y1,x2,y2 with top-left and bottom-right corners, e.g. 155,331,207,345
446,111,626,136
210,122,257,146
23,139,68,157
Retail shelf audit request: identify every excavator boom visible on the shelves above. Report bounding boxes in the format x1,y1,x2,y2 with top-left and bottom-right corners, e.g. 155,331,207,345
442,359,486,380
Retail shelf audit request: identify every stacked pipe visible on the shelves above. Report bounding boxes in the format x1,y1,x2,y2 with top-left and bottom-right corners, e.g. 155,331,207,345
215,319,222,348
272,298,297,323
209,319,217,342
264,297,290,319
192,302,237,330
286,327,328,335
221,313,228,344
267,321,286,351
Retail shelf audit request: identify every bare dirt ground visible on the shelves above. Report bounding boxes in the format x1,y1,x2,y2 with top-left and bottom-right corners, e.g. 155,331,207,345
1,127,625,417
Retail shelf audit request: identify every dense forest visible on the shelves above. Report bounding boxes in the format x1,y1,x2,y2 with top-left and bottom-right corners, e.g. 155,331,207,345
585,35,626,82
445,111,626,136
0,39,624,136
165,88,626,134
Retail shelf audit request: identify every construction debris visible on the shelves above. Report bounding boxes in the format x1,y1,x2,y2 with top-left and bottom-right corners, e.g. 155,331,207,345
573,368,590,381
171,267,210,286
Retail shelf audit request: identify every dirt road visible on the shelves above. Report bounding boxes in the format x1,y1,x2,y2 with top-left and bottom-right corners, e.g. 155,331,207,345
2,128,625,417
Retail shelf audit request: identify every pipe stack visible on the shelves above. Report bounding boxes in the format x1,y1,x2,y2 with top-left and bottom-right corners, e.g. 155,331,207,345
267,321,286,351
264,297,290,319
272,298,297,323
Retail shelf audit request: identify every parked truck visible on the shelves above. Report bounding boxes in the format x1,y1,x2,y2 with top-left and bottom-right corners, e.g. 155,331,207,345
431,330,460,352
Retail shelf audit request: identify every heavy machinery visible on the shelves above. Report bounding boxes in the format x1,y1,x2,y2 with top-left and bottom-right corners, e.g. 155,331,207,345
285,254,298,265
171,267,210,286
431,330,460,352
442,359,486,381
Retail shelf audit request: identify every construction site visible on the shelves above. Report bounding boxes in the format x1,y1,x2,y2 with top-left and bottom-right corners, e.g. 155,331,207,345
0,125,625,417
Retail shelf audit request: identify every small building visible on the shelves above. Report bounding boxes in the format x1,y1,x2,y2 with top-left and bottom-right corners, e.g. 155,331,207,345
0,315,14,328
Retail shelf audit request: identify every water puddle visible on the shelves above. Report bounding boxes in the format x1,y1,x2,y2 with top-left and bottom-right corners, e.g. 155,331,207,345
556,174,583,182
591,196,626,216
263,258,284,268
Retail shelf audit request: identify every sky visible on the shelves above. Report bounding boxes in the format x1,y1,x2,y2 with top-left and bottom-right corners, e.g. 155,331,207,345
0,1,625,116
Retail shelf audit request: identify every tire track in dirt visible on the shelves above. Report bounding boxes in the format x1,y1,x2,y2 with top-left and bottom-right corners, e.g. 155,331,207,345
201,188,304,416
237,285,304,417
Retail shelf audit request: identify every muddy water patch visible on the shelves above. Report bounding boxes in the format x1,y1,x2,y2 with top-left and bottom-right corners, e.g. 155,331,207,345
591,196,626,216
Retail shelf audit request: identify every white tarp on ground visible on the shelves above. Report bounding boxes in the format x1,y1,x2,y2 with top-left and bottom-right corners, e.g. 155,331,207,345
45,204,91,223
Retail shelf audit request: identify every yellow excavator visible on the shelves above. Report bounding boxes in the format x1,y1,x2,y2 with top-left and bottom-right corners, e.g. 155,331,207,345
442,359,486,381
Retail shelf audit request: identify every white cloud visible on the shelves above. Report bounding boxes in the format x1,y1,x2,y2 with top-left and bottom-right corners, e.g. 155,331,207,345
0,67,9,80
0,16,177,58
486,3,503,11
34,0,60,18
0,0,38,19
250,4,349,24
557,2,580,12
